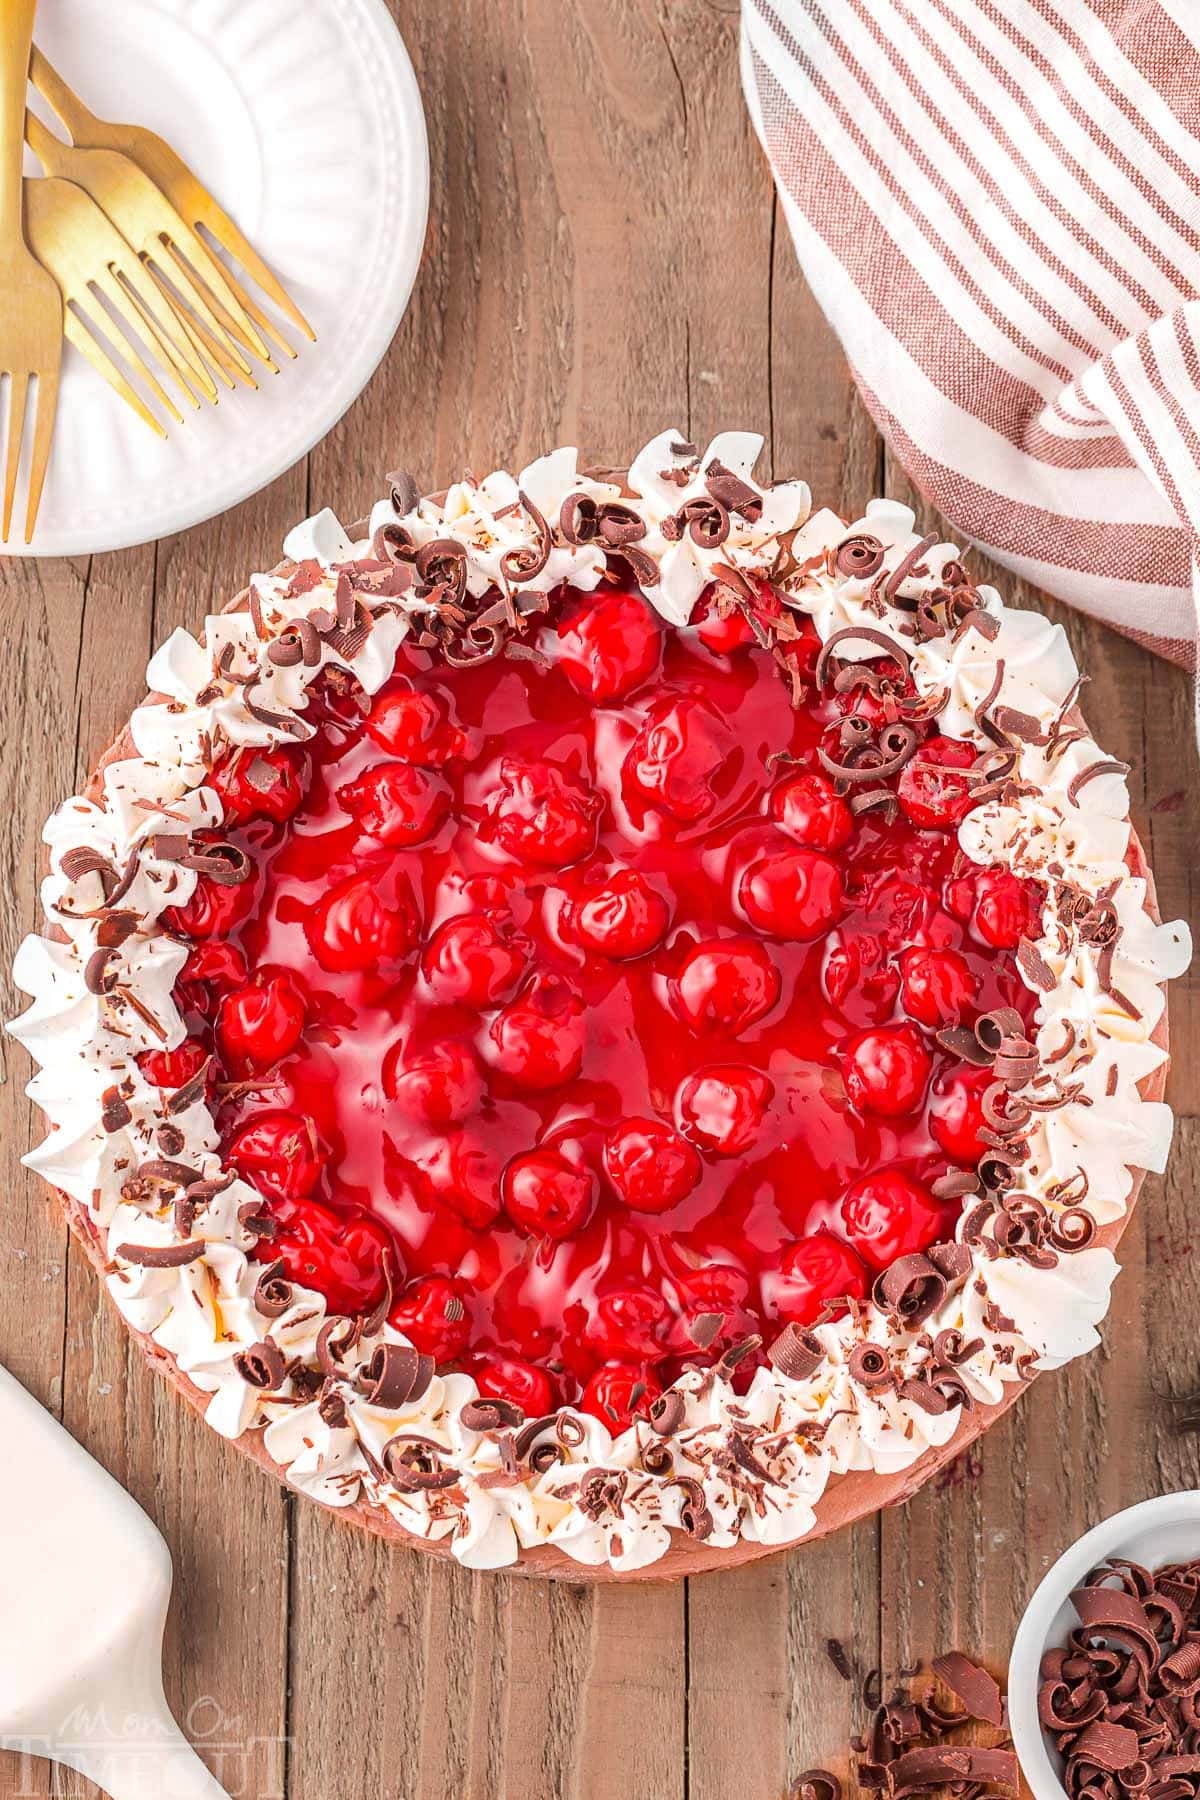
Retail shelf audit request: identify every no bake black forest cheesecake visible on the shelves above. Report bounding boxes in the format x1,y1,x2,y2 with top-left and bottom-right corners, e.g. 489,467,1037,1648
9,431,1189,1574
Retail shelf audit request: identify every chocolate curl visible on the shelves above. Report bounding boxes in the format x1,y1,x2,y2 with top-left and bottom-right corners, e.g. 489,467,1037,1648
833,534,885,579
670,1476,714,1541
233,1338,288,1391
355,1342,436,1410
789,1773,842,1800
874,1254,947,1328
848,1342,893,1391
254,1260,294,1320
460,1397,525,1433
767,1323,825,1381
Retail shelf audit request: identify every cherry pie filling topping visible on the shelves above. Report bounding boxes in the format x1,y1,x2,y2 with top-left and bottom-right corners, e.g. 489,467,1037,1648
151,577,1041,1432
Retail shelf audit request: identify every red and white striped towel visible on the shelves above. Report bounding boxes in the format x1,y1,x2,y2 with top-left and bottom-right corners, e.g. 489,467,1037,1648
740,0,1200,667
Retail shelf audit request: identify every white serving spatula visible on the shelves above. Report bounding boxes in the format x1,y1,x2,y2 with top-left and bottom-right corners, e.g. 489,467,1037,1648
0,1362,230,1799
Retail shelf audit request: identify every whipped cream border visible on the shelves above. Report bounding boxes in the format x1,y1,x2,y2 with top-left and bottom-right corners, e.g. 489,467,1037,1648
7,429,1191,1574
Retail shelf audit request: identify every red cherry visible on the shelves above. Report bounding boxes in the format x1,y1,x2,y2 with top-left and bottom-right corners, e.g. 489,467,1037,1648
217,975,305,1074
307,875,416,973
862,871,936,946
179,941,248,1002
383,1039,482,1124
139,1038,210,1089
556,587,661,702
973,868,1041,948
473,1354,553,1418
589,1286,669,1359
843,1026,931,1117
270,1203,396,1316
674,936,780,1034
226,1109,324,1202
677,1064,772,1156
209,746,304,825
822,932,902,1024
390,1274,471,1362
422,914,526,1007
693,586,757,653
337,762,449,847
604,1118,701,1212
416,1129,502,1229
366,686,466,764
897,736,977,830
488,983,585,1090
489,759,599,867
900,946,977,1028
945,875,976,921
671,1265,754,1348
163,865,256,940
773,1231,869,1324
580,1363,663,1432
929,1065,992,1165
739,848,843,940
572,870,669,959
503,1149,594,1239
840,1170,942,1271
770,771,853,852
624,695,730,821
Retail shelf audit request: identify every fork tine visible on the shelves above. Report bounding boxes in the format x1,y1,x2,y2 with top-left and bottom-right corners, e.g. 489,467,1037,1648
89,269,192,418
194,203,314,343
65,306,165,437
160,219,271,362
138,263,237,391
146,250,256,379
24,364,58,544
3,372,28,543
217,264,296,362
161,237,280,374
165,298,258,391
113,253,219,403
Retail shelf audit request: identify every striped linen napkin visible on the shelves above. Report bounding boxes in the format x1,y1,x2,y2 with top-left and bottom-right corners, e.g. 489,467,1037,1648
740,0,1200,669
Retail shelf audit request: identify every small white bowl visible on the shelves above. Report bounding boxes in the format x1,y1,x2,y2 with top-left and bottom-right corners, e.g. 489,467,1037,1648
1008,1491,1200,1800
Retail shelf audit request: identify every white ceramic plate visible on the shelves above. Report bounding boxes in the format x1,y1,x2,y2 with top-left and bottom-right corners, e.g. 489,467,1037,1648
16,0,428,556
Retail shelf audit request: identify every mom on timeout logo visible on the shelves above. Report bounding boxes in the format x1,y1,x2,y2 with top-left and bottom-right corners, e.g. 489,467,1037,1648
1,1694,291,1797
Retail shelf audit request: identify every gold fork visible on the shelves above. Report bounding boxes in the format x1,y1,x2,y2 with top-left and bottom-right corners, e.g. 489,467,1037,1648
24,110,273,376
23,176,224,436
0,0,61,542
29,46,314,351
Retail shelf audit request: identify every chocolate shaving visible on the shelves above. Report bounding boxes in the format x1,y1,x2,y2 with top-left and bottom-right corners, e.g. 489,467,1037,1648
1067,759,1130,806
931,1652,1004,1727
689,1311,725,1350
114,1238,206,1268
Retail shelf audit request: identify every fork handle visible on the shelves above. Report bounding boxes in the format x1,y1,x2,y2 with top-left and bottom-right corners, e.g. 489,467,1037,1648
29,44,103,144
0,0,35,243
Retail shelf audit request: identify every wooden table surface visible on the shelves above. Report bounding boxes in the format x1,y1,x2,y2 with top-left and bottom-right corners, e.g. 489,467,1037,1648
2,5,1197,1797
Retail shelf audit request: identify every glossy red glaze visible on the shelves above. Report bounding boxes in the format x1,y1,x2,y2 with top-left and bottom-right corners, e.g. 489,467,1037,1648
165,577,1040,1406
